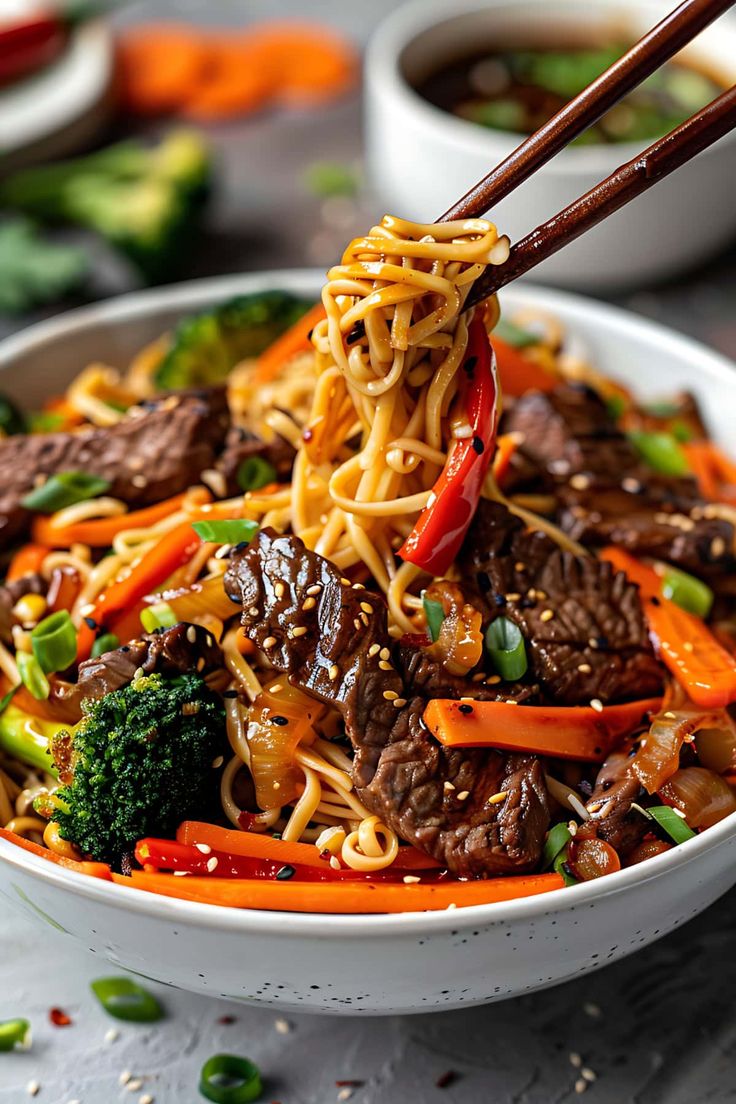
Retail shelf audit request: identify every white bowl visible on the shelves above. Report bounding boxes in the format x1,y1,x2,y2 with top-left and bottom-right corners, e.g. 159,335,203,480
365,0,736,291
1,271,736,1016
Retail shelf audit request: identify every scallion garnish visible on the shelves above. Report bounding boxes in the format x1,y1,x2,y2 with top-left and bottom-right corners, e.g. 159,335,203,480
627,430,690,477
605,394,628,421
422,592,445,642
660,565,714,619
553,846,578,887
90,977,163,1023
0,684,18,716
140,601,178,634
90,632,120,659
192,519,259,546
493,317,539,349
199,1054,263,1104
17,651,50,701
648,805,696,844
0,1018,31,1051
542,823,572,869
21,471,111,514
31,610,77,674
237,456,277,493
485,616,528,680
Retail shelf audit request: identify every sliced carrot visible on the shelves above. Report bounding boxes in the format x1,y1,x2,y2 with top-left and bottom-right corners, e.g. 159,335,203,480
424,697,662,762
116,25,210,115
181,37,276,121
6,543,47,582
246,23,358,106
491,433,519,489
177,820,440,871
601,547,736,708
491,336,557,397
683,442,719,501
255,301,325,384
0,828,112,880
32,493,188,549
114,869,563,912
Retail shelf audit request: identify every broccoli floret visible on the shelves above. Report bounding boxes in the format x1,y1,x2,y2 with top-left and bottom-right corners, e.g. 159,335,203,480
154,290,313,390
0,131,212,284
48,672,225,863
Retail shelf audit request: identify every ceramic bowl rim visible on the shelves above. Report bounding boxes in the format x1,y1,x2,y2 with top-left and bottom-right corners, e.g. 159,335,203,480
1,268,735,938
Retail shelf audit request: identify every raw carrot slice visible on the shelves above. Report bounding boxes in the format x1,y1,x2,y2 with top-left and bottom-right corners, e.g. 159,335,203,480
246,23,358,105
181,38,275,121
117,24,209,116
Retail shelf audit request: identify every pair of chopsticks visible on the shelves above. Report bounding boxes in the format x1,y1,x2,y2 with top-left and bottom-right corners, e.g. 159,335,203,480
439,0,736,303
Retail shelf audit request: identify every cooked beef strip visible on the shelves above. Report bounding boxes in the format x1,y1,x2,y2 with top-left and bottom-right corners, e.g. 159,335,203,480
585,749,648,855
396,646,538,703
0,387,230,549
460,500,663,704
502,384,735,580
216,426,295,496
0,573,46,644
56,622,223,718
224,530,550,878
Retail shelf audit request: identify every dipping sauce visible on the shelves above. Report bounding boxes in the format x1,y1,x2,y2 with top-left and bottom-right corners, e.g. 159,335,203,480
415,43,725,144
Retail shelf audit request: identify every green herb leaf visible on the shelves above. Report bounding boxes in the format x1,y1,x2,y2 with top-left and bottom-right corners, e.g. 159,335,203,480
648,804,697,844
90,977,163,1023
21,471,111,514
237,456,277,493
0,220,87,315
553,845,578,886
542,822,572,869
421,593,445,642
192,519,259,546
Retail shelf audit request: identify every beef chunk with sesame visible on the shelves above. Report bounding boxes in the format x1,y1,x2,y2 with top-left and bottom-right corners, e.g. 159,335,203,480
224,529,550,878
0,387,230,549
460,500,663,705
216,425,295,496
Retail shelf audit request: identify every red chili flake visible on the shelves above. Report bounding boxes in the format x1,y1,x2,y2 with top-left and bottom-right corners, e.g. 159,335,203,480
336,1081,365,1088
49,1007,72,1027
217,1015,237,1025
436,1070,460,1089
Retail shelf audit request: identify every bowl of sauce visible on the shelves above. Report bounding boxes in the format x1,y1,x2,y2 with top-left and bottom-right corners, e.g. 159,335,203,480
366,0,736,290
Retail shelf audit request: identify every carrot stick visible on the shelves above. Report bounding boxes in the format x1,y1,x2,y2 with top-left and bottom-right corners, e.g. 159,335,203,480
601,546,736,708
177,820,441,871
181,38,276,121
32,493,188,549
255,302,325,383
491,433,519,489
115,869,563,912
0,828,112,880
6,543,47,582
491,336,557,397
424,697,663,761
117,25,210,116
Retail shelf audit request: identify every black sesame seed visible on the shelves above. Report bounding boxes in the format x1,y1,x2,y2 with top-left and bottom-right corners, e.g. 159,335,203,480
596,634,609,648
650,596,661,606
276,864,295,880
463,355,478,377
223,690,239,699
346,321,366,345
458,703,474,715
84,617,98,631
493,593,507,607
476,572,491,593
472,435,484,455
272,715,289,726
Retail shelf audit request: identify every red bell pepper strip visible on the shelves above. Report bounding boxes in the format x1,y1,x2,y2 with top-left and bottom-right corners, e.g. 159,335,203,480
399,316,498,576
601,546,736,708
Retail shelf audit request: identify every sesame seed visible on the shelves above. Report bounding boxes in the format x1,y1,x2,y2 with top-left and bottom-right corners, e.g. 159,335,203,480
291,625,308,638
131,475,147,489
274,582,285,598
486,674,501,685
360,602,373,614
140,1095,154,1104
590,698,603,713
340,577,351,586
570,473,590,490
663,710,676,719
403,875,421,884
379,660,393,670
711,536,726,558
683,641,694,652
105,1027,119,1043
506,592,521,601
127,1080,143,1093
581,1068,597,1083
540,609,554,622
446,903,457,910
275,1017,291,1034
360,612,369,626
338,1090,353,1102
79,602,96,618
173,870,190,876
329,664,339,680
472,672,485,682
194,843,212,854
248,607,259,617
487,791,508,805
574,1078,588,1094
120,1071,133,1086
306,584,322,596
214,544,232,559
383,690,398,700
456,790,470,801
536,590,547,600
583,1001,602,1018
514,562,526,572
444,781,456,791
577,663,592,673
622,477,642,493
206,857,219,872
368,644,380,657
393,698,406,708
303,596,317,611
186,625,197,644
354,618,362,631
570,1053,582,1068
273,782,280,790
26,1082,40,1097
329,855,341,870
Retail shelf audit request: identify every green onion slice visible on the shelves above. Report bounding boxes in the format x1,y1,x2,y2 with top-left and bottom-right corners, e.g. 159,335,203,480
140,602,178,634
627,430,690,477
0,685,18,716
237,456,277,493
21,471,111,514
31,610,77,674
605,394,628,421
17,652,50,701
493,317,539,348
90,633,120,660
542,823,572,870
421,593,445,642
485,616,528,680
199,1054,263,1104
553,845,578,887
648,805,697,844
0,1018,31,1052
660,565,714,619
192,519,259,546
90,977,163,1023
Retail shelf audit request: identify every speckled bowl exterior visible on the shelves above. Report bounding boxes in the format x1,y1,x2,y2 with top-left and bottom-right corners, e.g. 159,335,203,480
1,272,735,1015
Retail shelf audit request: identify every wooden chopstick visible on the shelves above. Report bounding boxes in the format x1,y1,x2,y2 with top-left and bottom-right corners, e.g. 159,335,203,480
467,83,736,303
440,0,736,222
